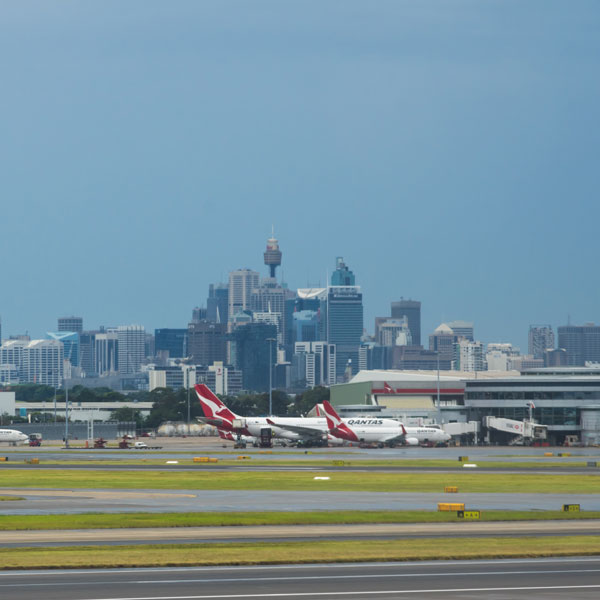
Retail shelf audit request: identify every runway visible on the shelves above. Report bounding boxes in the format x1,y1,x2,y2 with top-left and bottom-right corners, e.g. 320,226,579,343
1,487,600,514
3,520,600,548
2,557,600,599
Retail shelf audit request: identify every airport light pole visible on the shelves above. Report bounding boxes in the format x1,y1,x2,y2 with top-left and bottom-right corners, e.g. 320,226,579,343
186,366,191,435
64,378,70,449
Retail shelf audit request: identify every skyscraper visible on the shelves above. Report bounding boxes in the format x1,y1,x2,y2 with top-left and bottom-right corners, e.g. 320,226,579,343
330,257,355,286
228,269,260,321
447,320,474,341
207,283,229,323
58,316,83,333
327,285,363,379
230,322,277,392
95,330,119,375
117,325,145,374
187,321,227,366
391,299,421,346
155,329,187,359
528,325,555,359
46,331,80,366
558,324,600,366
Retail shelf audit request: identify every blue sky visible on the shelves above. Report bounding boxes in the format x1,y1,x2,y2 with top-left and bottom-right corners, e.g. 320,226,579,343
1,1,598,350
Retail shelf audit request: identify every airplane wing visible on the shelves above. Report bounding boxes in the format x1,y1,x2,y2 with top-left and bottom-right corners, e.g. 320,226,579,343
266,418,325,439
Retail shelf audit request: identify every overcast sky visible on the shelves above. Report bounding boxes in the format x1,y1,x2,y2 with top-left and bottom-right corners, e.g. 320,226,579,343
1,1,598,350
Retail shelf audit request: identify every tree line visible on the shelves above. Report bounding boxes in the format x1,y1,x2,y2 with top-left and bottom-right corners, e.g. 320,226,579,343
4,384,330,429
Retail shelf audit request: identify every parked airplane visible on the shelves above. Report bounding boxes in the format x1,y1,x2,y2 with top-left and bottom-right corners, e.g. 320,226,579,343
322,401,452,446
321,400,409,445
195,384,328,446
0,428,29,445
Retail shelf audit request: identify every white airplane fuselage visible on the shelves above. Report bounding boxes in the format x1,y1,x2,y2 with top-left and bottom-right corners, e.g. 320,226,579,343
0,429,29,444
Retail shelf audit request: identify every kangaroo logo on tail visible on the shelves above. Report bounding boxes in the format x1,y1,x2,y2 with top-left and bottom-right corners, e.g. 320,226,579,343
322,401,359,442
195,384,237,427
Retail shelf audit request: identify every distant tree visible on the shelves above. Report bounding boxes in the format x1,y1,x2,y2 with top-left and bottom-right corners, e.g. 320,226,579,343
288,386,330,416
109,407,144,428
144,387,204,429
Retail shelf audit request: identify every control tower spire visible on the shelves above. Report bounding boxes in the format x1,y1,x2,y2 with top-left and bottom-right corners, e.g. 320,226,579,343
263,227,282,278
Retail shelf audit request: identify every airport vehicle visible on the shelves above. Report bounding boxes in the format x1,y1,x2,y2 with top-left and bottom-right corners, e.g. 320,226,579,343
0,428,29,445
28,433,42,447
195,384,328,446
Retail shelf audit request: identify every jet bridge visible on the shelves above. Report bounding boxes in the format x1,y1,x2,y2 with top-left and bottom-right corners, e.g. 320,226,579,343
483,416,547,445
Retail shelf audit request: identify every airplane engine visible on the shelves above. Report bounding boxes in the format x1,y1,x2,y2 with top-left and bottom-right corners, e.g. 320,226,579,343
405,437,419,446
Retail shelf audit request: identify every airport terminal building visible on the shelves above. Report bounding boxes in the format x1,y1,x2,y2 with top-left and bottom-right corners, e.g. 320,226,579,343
329,368,600,445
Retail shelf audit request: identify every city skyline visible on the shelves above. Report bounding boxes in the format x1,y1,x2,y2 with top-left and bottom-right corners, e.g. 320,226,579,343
1,2,598,350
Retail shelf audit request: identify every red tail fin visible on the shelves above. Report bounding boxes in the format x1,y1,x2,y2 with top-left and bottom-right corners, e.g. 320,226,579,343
195,384,237,425
322,400,343,430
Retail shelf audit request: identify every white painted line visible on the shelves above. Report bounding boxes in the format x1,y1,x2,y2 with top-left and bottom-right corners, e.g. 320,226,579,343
75,584,600,599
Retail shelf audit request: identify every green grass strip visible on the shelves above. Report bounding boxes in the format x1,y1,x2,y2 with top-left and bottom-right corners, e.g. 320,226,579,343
1,510,600,531
3,537,600,569
1,468,599,493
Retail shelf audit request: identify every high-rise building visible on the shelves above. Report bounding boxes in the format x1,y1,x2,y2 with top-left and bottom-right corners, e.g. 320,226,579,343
293,310,319,343
391,299,421,346
447,320,474,341
228,269,260,321
207,283,229,323
58,316,83,333
187,321,227,366
377,317,412,347
327,285,363,379
155,329,187,359
117,325,146,374
429,323,456,362
191,307,207,322
79,331,97,376
293,341,335,387
529,325,555,359
330,257,355,286
46,331,79,366
230,322,277,392
1,339,64,386
250,281,287,344
558,324,600,366
95,330,119,375
453,340,486,372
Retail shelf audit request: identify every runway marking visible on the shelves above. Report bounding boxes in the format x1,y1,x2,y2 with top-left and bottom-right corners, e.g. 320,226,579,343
2,569,600,588
64,584,600,599
3,556,600,576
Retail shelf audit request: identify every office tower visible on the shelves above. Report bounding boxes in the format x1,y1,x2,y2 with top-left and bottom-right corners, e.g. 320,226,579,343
293,341,335,387
331,257,355,286
454,340,487,372
429,323,456,362
187,321,227,366
447,320,474,341
544,348,568,367
529,325,555,359
285,289,327,360
79,331,97,376
1,339,65,386
377,317,412,347
117,325,145,374
155,329,187,359
230,322,277,392
263,231,282,279
293,310,319,342
46,331,79,366
485,344,519,371
207,283,229,323
58,316,83,333
191,307,207,322
327,285,363,379
391,299,421,346
95,330,119,375
228,269,260,321
558,324,600,366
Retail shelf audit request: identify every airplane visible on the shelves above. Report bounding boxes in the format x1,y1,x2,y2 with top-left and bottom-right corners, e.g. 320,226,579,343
0,428,29,445
195,384,329,447
321,401,452,447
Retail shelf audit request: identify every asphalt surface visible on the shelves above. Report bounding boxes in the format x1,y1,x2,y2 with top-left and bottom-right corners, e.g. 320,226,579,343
2,557,600,599
3,520,600,548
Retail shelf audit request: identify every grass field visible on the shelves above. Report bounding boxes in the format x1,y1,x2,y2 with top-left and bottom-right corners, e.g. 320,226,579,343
1,468,599,493
2,537,600,569
1,509,600,531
